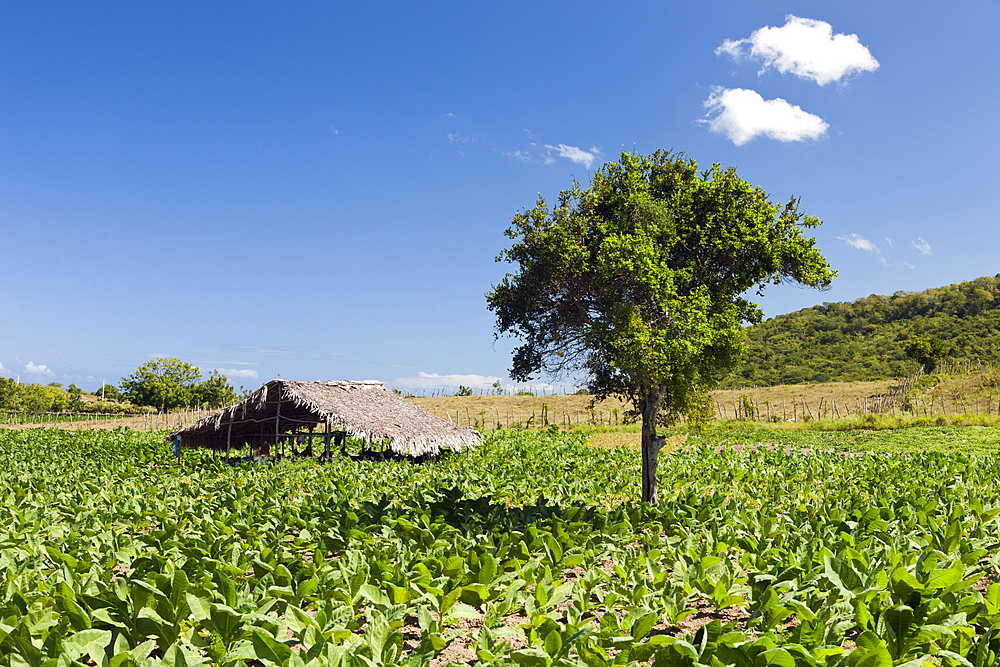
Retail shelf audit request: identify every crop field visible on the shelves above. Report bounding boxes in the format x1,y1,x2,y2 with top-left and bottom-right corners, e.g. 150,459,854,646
3,427,1000,666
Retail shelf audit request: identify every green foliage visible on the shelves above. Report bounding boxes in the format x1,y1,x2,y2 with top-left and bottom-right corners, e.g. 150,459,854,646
193,370,240,408
454,385,474,397
121,359,238,411
0,377,21,411
488,149,834,501
684,391,714,433
96,383,125,402
121,358,201,410
12,383,68,413
906,335,951,374
67,383,84,411
912,372,948,391
726,274,1000,387
2,427,1000,664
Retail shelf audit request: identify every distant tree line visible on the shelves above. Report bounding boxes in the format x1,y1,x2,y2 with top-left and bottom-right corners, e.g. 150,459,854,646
0,379,140,414
722,274,1000,387
0,358,241,414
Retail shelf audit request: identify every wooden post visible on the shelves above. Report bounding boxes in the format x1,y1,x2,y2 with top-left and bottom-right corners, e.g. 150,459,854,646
275,386,282,457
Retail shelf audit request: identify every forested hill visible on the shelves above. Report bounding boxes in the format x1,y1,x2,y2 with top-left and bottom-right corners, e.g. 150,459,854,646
723,274,1000,387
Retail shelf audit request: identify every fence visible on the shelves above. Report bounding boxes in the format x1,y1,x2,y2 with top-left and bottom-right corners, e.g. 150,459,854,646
0,407,213,431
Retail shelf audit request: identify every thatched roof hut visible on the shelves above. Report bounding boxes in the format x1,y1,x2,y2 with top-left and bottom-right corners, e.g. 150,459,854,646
167,379,481,457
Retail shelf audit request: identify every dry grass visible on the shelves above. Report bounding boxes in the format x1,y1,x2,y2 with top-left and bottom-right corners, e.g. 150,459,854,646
710,379,901,421
406,380,906,428
13,370,1000,434
408,393,632,430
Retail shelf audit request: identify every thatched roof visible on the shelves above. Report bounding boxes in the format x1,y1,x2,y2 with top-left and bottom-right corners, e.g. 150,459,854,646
167,379,481,456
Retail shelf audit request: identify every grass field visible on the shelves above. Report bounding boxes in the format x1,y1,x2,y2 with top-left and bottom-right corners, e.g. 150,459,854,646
3,425,1000,665
8,368,1000,434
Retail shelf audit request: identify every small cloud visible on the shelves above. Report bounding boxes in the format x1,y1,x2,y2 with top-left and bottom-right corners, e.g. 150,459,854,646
883,237,895,248
25,361,56,377
329,124,340,136
393,371,501,391
717,15,879,86
444,111,456,118
838,234,919,269
188,358,258,366
544,144,602,168
503,149,532,163
0,360,8,374
912,237,932,255
701,87,828,145
838,233,879,253
447,133,477,144
232,345,293,356
215,368,259,379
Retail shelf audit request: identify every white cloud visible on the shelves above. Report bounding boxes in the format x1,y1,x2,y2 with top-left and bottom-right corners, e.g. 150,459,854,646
215,368,259,379
838,233,879,252
25,361,56,377
393,372,502,391
232,345,292,356
0,360,8,374
912,237,932,255
717,15,879,86
544,144,602,168
189,358,258,366
838,234,919,269
701,87,828,145
503,150,532,163
447,133,477,144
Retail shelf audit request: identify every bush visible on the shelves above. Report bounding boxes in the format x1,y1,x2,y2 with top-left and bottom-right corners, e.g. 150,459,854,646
77,401,151,415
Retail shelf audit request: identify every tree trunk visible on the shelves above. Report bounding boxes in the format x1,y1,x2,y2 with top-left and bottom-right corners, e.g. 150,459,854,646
639,389,666,503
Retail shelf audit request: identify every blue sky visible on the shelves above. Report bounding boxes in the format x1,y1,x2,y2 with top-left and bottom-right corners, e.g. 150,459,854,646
2,1,998,394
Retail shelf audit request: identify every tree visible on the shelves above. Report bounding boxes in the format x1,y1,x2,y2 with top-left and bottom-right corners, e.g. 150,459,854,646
95,384,124,402
0,378,21,411
18,384,67,413
120,358,201,411
905,335,950,374
192,370,239,408
487,150,835,502
67,384,84,411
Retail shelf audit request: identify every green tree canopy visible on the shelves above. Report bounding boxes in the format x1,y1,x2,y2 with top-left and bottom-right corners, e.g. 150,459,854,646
17,384,68,413
121,359,201,411
905,335,951,374
487,150,835,502
0,378,20,411
120,359,238,411
192,370,240,408
95,384,124,402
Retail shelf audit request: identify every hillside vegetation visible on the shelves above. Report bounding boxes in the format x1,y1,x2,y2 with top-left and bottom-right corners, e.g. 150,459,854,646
725,274,1000,387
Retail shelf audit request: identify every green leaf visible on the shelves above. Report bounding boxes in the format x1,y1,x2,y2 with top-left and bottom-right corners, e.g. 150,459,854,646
459,583,490,608
250,630,294,666
755,648,796,667
630,611,658,641
923,567,963,591
510,648,552,666
890,567,923,598
63,629,112,663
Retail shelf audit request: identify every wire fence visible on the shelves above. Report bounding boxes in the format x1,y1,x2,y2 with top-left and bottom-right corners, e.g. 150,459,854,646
0,408,213,431
4,361,999,432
